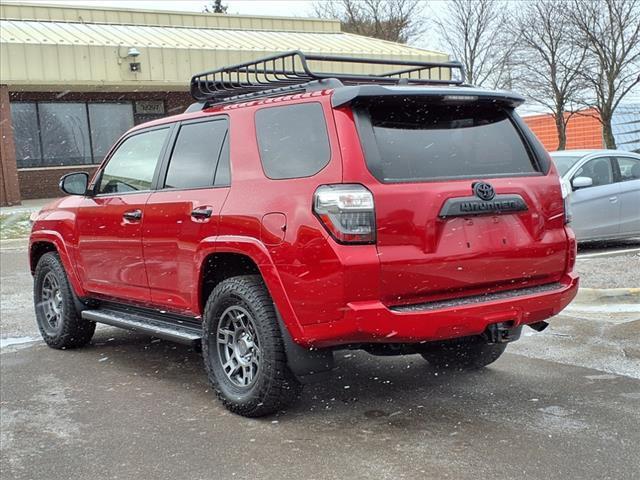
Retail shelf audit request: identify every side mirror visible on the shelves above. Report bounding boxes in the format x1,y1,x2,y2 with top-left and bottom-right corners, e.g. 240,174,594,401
59,172,89,196
572,176,593,190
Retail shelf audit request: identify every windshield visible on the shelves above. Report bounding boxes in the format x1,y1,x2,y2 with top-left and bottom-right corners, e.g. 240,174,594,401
356,98,538,183
550,154,585,176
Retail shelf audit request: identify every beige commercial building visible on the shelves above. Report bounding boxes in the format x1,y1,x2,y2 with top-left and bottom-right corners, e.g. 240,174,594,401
0,2,447,205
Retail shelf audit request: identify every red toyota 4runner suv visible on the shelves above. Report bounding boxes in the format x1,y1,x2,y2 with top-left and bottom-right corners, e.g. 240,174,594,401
30,52,578,417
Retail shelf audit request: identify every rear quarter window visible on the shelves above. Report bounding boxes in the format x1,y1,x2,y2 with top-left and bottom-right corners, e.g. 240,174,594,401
255,103,330,179
356,98,539,183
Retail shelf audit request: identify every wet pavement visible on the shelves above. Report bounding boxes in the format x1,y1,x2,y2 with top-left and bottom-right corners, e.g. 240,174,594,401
2,330,639,480
1,243,639,480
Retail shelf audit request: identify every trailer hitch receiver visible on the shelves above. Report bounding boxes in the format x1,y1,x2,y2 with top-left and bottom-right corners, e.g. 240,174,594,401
483,322,522,344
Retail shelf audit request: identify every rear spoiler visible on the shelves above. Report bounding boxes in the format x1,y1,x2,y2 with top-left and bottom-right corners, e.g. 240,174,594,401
331,85,525,108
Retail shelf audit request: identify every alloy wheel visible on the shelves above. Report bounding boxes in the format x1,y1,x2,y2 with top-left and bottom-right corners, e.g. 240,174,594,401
217,306,261,387
40,271,63,334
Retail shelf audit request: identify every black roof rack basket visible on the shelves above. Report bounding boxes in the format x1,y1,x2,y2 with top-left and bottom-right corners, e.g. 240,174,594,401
190,50,465,105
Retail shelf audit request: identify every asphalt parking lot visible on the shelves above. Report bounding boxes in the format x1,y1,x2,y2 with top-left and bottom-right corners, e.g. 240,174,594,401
1,240,639,480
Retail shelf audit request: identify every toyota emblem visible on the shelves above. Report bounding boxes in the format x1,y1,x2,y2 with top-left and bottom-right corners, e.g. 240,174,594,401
472,182,495,201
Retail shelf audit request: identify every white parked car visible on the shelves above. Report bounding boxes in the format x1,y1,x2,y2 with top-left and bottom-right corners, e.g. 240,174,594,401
550,149,640,242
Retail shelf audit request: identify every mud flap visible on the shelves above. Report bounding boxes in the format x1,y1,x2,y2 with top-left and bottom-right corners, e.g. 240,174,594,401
276,312,334,383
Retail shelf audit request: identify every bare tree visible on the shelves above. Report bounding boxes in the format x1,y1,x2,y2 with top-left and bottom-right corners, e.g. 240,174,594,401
313,0,425,44
510,0,587,150
203,0,228,14
569,0,640,148
433,0,515,88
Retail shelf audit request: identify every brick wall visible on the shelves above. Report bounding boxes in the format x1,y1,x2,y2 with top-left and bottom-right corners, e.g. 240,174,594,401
523,109,604,151
6,90,192,200
18,166,98,200
1,85,21,205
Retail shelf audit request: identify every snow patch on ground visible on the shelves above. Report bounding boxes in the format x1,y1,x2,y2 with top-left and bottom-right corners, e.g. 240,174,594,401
565,304,640,314
0,336,40,349
511,313,640,380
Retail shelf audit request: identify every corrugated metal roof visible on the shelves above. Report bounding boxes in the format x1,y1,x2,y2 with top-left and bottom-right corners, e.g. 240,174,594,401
0,5,447,90
0,19,439,55
0,2,342,33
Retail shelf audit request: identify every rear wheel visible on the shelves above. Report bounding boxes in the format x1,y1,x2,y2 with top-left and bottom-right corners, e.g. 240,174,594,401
418,335,507,370
34,252,95,349
202,275,302,417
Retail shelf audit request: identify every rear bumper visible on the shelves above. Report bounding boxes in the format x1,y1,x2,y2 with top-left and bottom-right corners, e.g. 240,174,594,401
301,273,579,348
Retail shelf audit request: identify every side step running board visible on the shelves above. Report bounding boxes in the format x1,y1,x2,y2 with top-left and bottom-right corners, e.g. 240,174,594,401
82,308,202,346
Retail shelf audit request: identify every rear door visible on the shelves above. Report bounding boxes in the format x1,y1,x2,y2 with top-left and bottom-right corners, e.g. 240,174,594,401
350,97,568,306
570,156,621,240
613,155,640,236
142,116,230,314
76,126,171,302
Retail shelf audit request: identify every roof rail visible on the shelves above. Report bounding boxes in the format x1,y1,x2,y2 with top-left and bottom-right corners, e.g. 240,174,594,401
189,50,465,105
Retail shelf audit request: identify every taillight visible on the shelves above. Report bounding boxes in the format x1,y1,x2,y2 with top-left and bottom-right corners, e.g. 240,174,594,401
313,184,375,244
566,227,577,272
559,177,572,224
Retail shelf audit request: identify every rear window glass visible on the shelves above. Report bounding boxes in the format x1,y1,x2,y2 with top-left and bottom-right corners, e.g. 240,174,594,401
255,103,330,179
356,99,537,182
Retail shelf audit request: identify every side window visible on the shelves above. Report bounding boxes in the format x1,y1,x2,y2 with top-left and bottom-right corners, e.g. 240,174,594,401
98,128,169,194
255,103,330,179
573,157,614,187
616,157,640,182
164,119,228,189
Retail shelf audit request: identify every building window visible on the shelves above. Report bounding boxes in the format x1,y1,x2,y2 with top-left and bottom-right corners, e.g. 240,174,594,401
39,103,92,166
10,101,135,168
10,103,42,167
89,103,135,161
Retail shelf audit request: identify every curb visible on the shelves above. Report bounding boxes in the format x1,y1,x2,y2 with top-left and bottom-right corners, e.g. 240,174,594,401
0,205,43,216
574,287,640,305
0,208,38,215
0,238,29,250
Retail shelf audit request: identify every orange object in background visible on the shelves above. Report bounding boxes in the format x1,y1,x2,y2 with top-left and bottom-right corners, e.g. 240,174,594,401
523,108,604,151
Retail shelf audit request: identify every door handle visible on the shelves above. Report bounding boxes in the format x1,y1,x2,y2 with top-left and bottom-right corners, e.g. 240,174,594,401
191,207,213,220
123,209,142,221
609,196,618,203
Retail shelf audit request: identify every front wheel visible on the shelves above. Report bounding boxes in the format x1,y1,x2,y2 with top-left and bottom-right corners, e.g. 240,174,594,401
418,335,507,370
202,275,302,417
33,252,95,349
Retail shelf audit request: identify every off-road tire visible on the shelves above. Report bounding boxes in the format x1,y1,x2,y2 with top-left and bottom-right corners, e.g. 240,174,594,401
34,252,96,349
418,335,507,370
202,275,302,417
